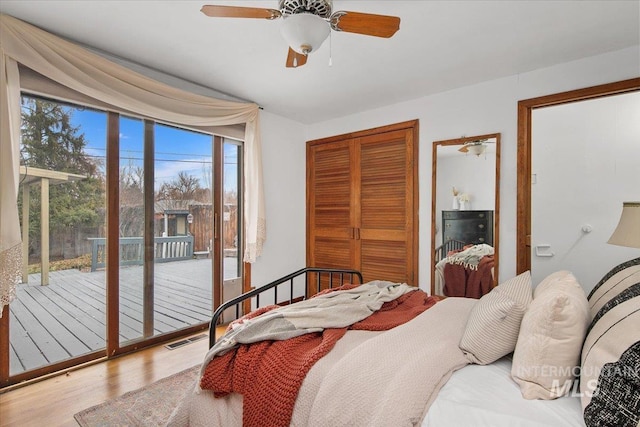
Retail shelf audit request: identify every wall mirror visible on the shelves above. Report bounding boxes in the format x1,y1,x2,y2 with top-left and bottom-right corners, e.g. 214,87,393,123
430,133,500,297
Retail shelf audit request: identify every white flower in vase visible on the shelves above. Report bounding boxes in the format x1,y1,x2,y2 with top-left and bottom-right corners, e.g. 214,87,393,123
452,187,460,209
458,193,470,210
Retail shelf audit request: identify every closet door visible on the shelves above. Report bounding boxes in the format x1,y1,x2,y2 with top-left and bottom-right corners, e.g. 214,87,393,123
358,128,416,284
307,121,418,289
306,139,357,273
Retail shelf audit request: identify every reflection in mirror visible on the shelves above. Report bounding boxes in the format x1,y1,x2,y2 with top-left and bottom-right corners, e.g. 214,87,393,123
430,133,500,297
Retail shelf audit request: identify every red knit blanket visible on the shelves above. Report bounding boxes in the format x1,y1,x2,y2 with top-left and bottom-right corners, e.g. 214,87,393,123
200,287,439,427
443,254,494,298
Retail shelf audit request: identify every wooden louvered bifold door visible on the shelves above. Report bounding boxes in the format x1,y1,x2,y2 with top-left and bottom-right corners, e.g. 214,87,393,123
306,121,418,292
306,139,357,271
358,129,415,284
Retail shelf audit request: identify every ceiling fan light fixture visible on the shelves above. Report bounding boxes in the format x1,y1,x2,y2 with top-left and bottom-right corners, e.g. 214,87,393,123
468,144,487,157
280,13,330,55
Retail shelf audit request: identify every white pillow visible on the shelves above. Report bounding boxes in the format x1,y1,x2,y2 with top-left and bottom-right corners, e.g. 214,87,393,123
511,271,589,399
459,271,533,365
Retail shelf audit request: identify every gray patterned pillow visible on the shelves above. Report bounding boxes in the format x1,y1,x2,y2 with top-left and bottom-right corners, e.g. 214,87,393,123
581,257,640,427
459,271,533,365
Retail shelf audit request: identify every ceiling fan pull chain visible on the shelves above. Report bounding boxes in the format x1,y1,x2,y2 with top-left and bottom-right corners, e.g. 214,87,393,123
329,30,333,66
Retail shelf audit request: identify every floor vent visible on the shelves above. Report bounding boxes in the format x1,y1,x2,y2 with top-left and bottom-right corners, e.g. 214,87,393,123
165,334,208,350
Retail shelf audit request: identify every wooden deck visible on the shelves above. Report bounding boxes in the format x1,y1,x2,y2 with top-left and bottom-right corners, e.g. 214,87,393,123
9,258,215,376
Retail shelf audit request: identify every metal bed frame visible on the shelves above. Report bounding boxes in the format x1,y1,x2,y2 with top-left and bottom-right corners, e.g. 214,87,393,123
208,267,363,347
434,239,466,263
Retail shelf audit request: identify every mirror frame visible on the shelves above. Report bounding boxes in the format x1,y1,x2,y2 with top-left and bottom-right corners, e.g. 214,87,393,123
516,78,640,274
430,133,501,296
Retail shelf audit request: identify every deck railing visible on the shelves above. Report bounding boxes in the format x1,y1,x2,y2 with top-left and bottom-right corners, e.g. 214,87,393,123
88,235,194,271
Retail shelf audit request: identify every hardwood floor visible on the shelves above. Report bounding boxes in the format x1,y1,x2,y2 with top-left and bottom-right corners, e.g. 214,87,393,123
0,330,219,427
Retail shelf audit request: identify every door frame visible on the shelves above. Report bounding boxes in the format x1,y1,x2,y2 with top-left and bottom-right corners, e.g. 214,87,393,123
516,78,640,274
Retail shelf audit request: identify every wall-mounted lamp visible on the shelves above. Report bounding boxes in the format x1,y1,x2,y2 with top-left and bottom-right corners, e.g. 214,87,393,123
608,202,640,248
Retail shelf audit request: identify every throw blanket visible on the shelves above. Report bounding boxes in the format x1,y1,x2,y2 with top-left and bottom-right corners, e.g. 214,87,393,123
444,243,494,270
199,281,438,427
167,297,476,427
444,254,495,298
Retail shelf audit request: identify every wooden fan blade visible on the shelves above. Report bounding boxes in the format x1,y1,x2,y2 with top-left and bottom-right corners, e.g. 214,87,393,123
330,11,400,38
286,47,307,68
458,146,469,153
201,5,281,20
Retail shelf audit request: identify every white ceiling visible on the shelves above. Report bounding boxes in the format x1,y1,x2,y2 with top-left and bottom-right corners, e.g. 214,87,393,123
1,1,638,124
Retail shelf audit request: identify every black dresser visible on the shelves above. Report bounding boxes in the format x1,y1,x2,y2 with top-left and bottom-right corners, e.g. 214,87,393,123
442,210,494,247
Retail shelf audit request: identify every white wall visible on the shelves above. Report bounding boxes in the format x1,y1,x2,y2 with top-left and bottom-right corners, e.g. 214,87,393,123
250,111,307,287
302,46,639,292
531,91,640,291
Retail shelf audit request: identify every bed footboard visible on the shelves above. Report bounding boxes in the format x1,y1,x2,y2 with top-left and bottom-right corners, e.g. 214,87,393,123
434,239,466,263
209,267,363,347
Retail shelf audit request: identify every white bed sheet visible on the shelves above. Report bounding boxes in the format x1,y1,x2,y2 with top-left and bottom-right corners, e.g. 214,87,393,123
422,357,586,427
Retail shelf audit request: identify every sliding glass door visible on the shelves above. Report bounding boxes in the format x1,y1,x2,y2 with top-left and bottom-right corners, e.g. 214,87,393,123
2,94,243,386
222,139,243,321
118,121,218,344
116,116,147,344
10,96,108,376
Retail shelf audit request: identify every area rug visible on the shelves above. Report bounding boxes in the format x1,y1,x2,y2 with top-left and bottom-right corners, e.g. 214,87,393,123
74,365,200,426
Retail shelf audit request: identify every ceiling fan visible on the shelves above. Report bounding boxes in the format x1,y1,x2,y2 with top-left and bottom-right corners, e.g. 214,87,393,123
458,139,495,156
201,0,401,68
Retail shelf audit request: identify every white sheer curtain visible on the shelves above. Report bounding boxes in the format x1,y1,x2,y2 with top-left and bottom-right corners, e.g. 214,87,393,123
0,14,266,314
0,53,22,315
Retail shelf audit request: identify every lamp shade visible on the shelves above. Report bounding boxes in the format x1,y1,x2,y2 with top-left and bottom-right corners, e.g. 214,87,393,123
608,202,640,249
280,13,330,55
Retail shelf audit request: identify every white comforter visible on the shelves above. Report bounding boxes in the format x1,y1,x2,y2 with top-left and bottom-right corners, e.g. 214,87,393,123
168,297,477,427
